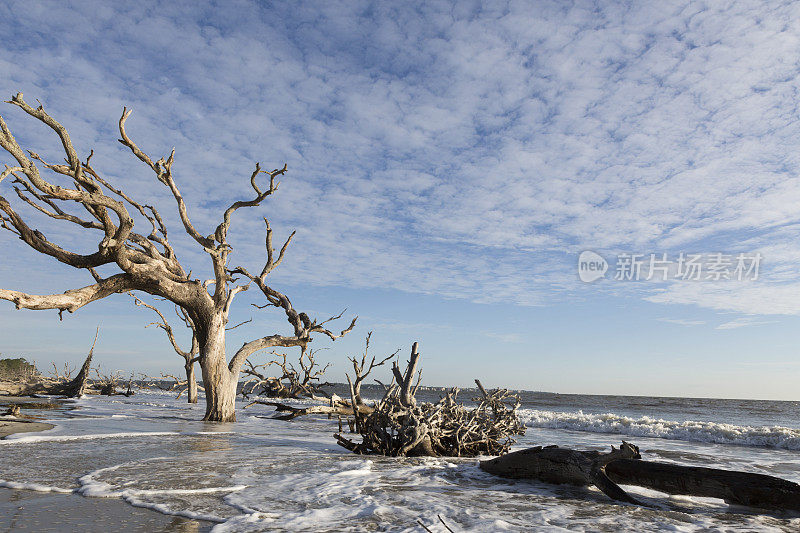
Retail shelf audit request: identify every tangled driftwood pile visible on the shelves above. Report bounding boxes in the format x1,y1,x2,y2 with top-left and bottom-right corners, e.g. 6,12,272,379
335,342,525,457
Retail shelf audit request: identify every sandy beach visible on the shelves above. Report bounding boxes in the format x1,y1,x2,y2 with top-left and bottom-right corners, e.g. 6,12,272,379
0,489,213,532
0,418,54,439
1,397,58,438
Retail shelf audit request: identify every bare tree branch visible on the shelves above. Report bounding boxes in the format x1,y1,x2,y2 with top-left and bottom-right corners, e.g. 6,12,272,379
0,273,137,313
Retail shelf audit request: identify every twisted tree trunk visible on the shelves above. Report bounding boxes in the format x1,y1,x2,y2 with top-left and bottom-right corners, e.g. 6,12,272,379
185,360,198,404
199,324,237,422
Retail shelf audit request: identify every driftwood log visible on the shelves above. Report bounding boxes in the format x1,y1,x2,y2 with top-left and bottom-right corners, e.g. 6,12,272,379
480,442,642,504
243,397,371,421
605,459,800,511
481,442,800,512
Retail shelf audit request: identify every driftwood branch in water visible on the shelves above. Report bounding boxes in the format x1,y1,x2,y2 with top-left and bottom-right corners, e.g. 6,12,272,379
605,459,800,512
481,442,800,512
480,442,642,504
243,398,372,421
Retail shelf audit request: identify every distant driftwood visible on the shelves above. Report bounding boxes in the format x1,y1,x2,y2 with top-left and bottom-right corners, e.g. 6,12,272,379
243,332,394,421
2,329,125,398
480,442,800,512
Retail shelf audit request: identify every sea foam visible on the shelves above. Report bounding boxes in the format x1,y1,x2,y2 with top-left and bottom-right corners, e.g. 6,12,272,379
520,409,800,449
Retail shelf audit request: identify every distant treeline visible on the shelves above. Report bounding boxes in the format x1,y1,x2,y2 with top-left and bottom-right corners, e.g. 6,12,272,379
0,357,39,380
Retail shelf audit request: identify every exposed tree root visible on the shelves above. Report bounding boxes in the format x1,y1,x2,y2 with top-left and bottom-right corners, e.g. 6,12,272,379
335,343,525,457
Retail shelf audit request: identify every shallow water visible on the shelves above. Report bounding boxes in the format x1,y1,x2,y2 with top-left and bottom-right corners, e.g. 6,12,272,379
1,389,799,531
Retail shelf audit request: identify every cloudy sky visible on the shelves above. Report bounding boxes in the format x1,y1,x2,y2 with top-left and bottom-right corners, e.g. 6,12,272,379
1,0,800,399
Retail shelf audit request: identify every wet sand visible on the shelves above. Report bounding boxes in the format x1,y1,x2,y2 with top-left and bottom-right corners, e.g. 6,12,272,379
0,489,214,532
1,396,60,438
0,418,55,438
1,397,214,532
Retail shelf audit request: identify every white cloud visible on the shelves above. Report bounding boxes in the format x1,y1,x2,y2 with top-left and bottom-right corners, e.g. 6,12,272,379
647,280,800,316
716,317,775,330
657,318,706,326
1,0,800,316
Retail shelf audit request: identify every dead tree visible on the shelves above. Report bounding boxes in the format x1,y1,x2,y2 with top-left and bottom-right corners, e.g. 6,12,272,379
49,362,75,382
241,348,332,399
243,335,399,421
132,295,200,403
336,343,526,457
52,329,97,397
0,93,356,421
16,329,97,397
349,332,397,406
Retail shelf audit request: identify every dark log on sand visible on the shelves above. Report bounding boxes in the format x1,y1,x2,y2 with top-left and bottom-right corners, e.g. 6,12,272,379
605,459,800,512
243,398,372,421
480,442,642,504
481,442,800,512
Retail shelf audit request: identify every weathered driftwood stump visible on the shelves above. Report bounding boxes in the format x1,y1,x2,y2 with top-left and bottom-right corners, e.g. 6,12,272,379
12,335,96,398
480,442,642,504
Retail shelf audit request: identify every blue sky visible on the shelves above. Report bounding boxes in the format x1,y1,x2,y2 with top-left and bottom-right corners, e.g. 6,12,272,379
1,0,800,400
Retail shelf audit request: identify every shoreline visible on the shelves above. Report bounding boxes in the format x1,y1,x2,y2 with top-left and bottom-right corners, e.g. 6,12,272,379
0,417,55,439
0,395,61,439
0,399,214,532
0,488,214,532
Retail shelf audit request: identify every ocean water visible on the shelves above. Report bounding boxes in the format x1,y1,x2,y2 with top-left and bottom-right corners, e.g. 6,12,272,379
2,387,799,532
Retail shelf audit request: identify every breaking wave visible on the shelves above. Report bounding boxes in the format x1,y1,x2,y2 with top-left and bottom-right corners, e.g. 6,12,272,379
520,409,800,450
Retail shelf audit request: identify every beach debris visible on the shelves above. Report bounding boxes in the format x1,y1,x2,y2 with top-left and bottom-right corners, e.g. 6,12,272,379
480,442,642,504
1,404,20,417
243,332,395,421
481,442,800,512
241,347,333,400
417,514,455,533
92,366,123,396
605,457,800,511
335,342,526,457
